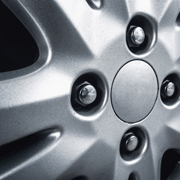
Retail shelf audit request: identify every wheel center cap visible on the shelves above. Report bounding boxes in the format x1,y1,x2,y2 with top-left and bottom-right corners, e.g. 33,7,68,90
112,60,158,123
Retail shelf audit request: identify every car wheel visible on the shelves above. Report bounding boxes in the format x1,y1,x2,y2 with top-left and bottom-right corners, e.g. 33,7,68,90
1,0,180,179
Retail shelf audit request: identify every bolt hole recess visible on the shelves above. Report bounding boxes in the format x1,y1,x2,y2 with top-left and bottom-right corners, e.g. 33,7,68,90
71,73,107,116
129,173,139,180
175,12,180,27
126,14,157,55
120,127,147,161
161,73,180,105
86,0,103,9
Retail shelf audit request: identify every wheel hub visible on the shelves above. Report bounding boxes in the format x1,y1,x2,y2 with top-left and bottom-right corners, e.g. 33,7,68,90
112,60,158,123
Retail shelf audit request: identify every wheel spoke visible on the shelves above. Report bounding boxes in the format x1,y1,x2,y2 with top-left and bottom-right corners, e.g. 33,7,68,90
0,134,116,180
135,148,160,180
158,0,180,61
125,0,153,16
127,0,178,23
0,133,94,180
113,156,132,180
0,129,61,179
125,0,174,20
54,0,125,56
166,105,180,150
174,26,180,61
58,140,116,180
157,0,179,25
0,67,73,146
114,144,160,180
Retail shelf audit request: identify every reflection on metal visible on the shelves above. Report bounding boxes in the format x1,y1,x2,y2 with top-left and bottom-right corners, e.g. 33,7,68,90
163,81,175,97
131,27,145,45
125,134,139,152
79,84,97,105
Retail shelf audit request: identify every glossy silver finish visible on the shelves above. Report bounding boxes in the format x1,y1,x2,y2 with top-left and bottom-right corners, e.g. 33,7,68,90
79,84,97,105
0,0,180,180
164,81,175,97
125,134,138,152
131,27,145,45
112,60,158,123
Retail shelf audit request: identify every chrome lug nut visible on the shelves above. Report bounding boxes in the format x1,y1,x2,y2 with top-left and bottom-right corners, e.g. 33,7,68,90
131,27,145,45
163,81,175,97
78,84,97,105
125,134,139,152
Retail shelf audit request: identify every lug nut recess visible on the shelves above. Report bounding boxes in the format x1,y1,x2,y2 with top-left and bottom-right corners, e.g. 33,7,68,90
161,74,180,105
126,15,156,54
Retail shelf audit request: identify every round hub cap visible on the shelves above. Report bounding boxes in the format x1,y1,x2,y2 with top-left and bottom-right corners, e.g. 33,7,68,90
112,60,158,123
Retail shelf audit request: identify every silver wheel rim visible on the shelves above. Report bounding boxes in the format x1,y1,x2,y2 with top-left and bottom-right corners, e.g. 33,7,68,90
1,0,180,179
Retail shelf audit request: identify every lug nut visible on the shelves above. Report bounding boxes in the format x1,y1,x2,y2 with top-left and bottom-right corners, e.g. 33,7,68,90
78,83,97,105
125,134,139,152
163,81,175,97
131,27,145,45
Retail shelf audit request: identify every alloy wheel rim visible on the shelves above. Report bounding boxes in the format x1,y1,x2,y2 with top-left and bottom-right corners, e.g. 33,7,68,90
1,0,180,179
